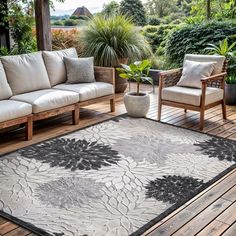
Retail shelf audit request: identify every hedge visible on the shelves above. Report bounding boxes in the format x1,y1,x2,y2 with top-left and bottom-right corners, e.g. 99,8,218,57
165,21,236,66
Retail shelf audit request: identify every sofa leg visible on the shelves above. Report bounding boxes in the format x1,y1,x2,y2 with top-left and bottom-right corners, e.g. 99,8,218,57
184,109,187,113
72,104,80,125
222,100,227,119
110,98,115,112
199,109,205,130
25,115,33,141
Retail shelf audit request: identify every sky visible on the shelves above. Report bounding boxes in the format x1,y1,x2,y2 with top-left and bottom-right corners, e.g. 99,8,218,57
51,0,122,16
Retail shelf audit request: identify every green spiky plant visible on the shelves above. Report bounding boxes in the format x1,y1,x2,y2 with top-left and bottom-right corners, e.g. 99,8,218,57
205,38,236,58
116,60,153,96
80,15,152,67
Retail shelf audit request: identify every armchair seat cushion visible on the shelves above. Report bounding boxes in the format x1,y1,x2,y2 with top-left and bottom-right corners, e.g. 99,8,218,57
0,100,32,123
162,86,223,106
10,89,79,114
53,82,114,102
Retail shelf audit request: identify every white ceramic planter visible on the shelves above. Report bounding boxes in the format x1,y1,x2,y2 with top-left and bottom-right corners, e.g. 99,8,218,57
124,92,150,117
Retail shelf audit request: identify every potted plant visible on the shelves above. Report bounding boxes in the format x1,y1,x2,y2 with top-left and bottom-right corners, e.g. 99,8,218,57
117,60,153,117
80,15,152,93
205,38,236,105
225,75,236,105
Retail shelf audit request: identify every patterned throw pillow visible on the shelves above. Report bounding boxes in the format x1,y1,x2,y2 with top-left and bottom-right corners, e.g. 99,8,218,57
64,57,95,84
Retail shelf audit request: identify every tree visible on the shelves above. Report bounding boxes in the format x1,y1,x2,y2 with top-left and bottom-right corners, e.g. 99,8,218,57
101,1,120,17
120,0,146,26
206,0,211,19
145,0,178,18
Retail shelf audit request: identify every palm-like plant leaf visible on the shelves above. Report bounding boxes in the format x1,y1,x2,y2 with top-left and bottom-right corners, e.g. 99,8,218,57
80,15,152,67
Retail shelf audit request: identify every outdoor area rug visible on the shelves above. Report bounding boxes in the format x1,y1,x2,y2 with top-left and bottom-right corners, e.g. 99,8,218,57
0,115,236,236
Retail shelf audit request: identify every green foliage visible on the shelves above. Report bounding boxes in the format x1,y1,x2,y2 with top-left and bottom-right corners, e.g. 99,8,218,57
190,0,236,21
147,16,161,25
226,75,236,84
120,0,146,26
142,24,178,53
101,1,120,17
80,15,152,67
166,21,236,66
64,19,78,26
205,38,236,57
116,60,153,95
145,0,178,18
205,38,236,76
8,4,36,54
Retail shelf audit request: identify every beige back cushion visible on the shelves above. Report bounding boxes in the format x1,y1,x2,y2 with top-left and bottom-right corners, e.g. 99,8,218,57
1,52,51,95
184,54,225,75
177,60,216,89
43,48,78,86
0,61,13,100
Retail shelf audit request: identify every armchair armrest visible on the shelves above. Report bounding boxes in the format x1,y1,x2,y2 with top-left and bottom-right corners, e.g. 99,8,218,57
159,68,183,88
201,72,227,89
94,66,115,85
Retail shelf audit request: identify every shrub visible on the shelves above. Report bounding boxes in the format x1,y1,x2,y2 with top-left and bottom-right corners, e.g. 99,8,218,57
166,21,236,66
64,19,78,26
51,29,83,55
142,24,178,53
148,16,161,26
80,15,151,67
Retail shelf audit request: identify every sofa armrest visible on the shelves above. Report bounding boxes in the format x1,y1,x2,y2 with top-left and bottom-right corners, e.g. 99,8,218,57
94,66,115,85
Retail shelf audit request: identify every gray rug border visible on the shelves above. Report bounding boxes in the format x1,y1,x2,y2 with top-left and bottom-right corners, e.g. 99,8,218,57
0,114,235,236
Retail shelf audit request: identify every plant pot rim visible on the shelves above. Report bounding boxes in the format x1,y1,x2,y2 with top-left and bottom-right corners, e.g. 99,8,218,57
125,92,149,97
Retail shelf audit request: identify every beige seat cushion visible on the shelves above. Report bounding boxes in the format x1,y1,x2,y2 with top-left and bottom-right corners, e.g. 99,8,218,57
162,86,223,106
0,100,32,123
184,54,225,75
53,82,114,102
43,48,78,86
10,89,79,114
1,52,51,95
0,61,12,100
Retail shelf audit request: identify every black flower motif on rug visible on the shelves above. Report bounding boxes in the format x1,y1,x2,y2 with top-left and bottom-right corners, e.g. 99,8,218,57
195,137,236,162
19,138,120,171
145,175,204,204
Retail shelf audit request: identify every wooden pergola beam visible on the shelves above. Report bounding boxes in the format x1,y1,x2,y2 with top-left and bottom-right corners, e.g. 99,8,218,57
35,0,52,51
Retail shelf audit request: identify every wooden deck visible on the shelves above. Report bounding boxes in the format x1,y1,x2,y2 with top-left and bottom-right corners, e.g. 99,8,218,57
0,84,236,236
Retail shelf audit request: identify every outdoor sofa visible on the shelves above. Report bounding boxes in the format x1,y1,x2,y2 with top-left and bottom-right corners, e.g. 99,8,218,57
0,48,115,140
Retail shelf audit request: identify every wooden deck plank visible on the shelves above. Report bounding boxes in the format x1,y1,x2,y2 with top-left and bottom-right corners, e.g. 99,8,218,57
221,222,236,236
173,198,232,235
3,227,31,236
196,220,229,236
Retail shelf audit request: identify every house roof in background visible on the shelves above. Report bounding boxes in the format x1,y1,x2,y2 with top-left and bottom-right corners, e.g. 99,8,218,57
72,6,93,18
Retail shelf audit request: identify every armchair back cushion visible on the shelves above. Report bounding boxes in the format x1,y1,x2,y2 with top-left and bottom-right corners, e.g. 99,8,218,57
0,61,12,100
177,60,216,88
1,52,51,95
43,48,78,86
184,54,225,75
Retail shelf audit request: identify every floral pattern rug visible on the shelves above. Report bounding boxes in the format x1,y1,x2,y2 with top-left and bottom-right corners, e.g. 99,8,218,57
0,116,235,236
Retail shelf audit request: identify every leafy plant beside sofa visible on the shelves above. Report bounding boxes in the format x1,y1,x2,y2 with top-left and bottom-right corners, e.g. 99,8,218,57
116,60,153,117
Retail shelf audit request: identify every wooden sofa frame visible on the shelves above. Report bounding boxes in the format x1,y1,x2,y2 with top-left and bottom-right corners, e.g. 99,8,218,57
1,66,115,141
158,61,227,130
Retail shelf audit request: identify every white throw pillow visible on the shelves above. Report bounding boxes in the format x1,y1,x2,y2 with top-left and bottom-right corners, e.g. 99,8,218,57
64,57,95,84
177,60,216,89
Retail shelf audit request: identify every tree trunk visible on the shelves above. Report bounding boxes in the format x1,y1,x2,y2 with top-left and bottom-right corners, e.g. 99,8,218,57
206,0,211,19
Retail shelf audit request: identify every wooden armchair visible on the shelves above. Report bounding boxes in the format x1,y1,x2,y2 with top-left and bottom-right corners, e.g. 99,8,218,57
158,55,227,130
